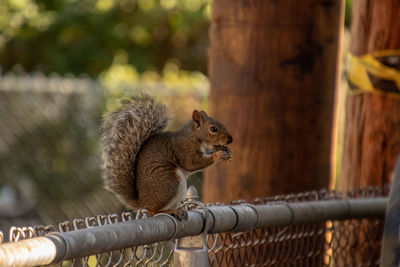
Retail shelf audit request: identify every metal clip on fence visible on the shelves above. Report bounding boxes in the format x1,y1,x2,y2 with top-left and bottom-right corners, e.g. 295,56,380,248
174,186,211,267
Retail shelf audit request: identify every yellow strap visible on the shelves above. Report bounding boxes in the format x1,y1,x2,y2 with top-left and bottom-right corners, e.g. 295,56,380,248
346,50,400,97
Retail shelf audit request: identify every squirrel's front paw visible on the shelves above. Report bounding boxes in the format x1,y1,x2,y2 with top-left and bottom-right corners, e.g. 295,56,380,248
213,146,232,162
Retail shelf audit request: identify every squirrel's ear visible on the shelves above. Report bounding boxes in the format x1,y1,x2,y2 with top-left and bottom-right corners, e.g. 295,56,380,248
200,111,208,118
192,110,204,129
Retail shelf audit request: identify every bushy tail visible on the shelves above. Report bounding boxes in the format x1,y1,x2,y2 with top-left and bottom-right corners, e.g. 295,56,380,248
101,95,168,209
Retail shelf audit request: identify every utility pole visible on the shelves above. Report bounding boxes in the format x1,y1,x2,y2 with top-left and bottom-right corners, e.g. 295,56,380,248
338,0,400,192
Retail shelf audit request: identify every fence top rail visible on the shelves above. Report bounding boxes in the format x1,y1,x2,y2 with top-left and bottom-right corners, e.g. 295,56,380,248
0,195,387,267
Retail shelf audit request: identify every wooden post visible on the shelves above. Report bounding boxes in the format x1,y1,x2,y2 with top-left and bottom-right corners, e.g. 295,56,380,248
338,0,400,192
204,0,343,203
336,1,400,265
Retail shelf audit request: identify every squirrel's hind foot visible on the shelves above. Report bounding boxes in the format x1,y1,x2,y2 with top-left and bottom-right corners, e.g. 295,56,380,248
171,209,188,221
153,208,188,221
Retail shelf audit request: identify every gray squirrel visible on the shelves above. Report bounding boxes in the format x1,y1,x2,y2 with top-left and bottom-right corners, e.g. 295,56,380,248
101,95,232,215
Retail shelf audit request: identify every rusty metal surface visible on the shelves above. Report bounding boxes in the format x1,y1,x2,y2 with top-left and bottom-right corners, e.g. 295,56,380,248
0,186,389,266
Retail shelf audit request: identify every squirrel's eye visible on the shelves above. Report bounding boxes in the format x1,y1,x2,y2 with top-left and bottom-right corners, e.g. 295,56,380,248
210,126,218,132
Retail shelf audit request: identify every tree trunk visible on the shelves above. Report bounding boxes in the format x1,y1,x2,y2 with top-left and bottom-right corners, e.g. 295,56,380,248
337,1,400,265
338,0,400,192
204,0,343,203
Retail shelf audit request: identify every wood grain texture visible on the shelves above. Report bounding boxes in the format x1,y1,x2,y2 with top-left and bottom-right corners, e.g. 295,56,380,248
338,0,400,192
339,93,400,190
204,0,343,203
350,0,400,56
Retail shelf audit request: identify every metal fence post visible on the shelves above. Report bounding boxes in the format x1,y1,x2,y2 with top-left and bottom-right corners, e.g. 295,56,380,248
380,154,400,267
174,186,210,267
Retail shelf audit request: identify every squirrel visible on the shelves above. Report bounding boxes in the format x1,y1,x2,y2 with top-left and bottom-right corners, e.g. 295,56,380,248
101,95,233,216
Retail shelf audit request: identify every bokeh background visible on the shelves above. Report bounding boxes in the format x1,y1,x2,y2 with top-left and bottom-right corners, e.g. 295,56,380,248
0,0,353,232
0,0,212,231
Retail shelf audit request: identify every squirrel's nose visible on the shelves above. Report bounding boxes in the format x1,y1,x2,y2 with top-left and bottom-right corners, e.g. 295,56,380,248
227,135,233,144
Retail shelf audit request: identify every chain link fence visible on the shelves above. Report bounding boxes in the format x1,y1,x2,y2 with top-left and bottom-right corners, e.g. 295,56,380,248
207,186,388,266
6,211,175,266
0,72,207,233
0,73,391,266
0,72,112,232
0,186,388,266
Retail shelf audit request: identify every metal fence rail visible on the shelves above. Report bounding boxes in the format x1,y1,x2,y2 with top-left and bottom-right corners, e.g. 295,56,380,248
0,186,388,267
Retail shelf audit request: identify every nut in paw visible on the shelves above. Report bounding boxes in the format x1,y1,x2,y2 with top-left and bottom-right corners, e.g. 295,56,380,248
213,146,232,162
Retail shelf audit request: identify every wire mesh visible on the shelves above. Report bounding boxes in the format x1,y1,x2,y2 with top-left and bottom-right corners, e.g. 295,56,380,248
0,72,115,233
0,72,208,234
0,73,389,266
206,186,388,267
0,186,388,267
6,210,175,267
207,216,383,266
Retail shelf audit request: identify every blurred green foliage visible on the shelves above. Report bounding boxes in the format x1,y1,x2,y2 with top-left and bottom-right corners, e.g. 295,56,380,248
0,0,211,225
0,0,211,77
0,0,353,226
344,0,353,28
0,93,102,200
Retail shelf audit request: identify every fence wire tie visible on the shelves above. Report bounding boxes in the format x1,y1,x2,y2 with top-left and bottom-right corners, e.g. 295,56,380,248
268,201,295,226
174,193,212,259
180,199,212,235
241,203,260,228
344,198,352,219
153,213,179,241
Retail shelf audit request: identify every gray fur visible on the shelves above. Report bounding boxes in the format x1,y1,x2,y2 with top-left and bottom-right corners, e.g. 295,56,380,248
101,95,168,208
